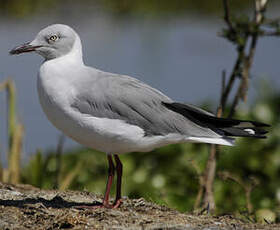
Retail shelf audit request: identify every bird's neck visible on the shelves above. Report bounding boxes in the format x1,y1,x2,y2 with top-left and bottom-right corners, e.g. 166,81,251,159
44,36,84,66
70,35,84,64
39,39,85,84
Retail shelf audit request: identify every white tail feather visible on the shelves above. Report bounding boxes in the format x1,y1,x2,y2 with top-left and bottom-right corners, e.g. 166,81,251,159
186,137,235,146
244,128,255,135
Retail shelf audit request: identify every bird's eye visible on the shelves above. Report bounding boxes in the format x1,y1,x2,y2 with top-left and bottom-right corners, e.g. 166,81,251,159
48,35,59,42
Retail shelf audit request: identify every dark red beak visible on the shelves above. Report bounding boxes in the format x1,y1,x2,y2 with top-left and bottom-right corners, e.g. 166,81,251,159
9,42,42,55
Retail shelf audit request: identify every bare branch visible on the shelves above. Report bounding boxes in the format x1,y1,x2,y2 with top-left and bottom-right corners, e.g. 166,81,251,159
228,0,269,117
218,70,226,114
228,84,241,118
218,171,259,213
223,0,235,32
255,0,268,24
198,0,278,212
202,145,218,212
189,159,205,210
221,45,247,111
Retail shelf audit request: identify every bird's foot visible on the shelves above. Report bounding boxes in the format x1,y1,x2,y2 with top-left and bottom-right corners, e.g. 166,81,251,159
74,199,122,209
113,199,122,208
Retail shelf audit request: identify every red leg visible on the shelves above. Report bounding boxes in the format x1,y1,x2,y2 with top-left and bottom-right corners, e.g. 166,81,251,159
102,154,115,207
113,154,123,208
74,154,117,209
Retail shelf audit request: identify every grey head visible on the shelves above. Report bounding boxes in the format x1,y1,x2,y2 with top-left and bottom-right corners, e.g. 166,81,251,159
10,24,81,60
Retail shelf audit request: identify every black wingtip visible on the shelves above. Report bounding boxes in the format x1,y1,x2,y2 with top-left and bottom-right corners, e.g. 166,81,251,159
249,120,271,127
162,101,270,139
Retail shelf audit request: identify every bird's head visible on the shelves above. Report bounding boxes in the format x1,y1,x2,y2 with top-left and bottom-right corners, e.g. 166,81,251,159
10,24,82,60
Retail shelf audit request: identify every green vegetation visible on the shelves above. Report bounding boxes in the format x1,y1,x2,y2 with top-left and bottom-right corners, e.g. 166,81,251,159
0,79,23,184
0,0,275,18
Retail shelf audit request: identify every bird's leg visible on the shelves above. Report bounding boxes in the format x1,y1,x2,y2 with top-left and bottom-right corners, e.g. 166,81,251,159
113,154,123,208
102,154,115,207
73,154,116,209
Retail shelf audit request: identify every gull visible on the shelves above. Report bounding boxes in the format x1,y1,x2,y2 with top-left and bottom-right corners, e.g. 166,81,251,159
10,24,269,208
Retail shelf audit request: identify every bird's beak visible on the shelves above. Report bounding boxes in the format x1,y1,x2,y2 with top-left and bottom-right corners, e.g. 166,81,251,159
9,42,42,55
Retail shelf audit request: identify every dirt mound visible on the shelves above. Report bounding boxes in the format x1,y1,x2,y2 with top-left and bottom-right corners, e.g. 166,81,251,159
0,183,277,229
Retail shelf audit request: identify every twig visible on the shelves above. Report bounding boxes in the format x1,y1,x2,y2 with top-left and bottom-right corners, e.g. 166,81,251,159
218,70,226,114
201,70,226,212
228,0,268,117
189,159,205,210
255,0,268,24
202,144,218,212
218,171,259,213
223,0,235,32
221,43,247,111
193,70,225,212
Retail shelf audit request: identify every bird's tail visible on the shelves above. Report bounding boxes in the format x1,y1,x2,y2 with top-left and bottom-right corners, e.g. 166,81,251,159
162,102,269,139
217,120,269,138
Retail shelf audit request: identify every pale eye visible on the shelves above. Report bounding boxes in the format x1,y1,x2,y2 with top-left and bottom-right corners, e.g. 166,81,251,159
48,35,59,42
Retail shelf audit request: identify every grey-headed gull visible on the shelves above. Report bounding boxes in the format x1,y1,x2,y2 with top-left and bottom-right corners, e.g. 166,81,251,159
10,24,269,208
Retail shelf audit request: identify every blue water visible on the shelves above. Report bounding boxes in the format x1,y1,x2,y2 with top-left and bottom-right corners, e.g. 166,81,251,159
0,7,279,163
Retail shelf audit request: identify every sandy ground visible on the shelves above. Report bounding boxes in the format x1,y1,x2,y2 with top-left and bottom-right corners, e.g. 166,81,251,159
0,182,278,230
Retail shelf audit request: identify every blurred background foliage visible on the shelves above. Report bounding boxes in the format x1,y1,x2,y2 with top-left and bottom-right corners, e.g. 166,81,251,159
0,0,279,223
0,0,276,18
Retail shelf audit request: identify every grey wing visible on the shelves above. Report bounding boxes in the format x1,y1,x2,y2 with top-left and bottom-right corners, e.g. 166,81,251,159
71,72,219,137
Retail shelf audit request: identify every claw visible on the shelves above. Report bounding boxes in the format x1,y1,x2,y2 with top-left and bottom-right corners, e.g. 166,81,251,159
113,199,122,208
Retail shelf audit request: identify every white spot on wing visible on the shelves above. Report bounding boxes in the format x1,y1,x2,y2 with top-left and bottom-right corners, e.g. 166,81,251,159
244,128,255,135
